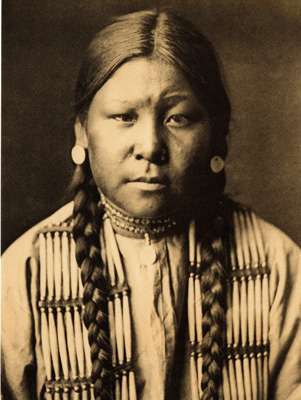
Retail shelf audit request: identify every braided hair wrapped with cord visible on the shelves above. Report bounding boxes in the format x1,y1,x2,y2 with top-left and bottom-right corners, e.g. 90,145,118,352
72,160,112,399
198,213,228,399
72,9,231,399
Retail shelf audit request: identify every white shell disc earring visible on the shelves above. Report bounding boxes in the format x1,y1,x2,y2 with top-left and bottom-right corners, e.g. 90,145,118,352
210,155,225,173
71,145,86,165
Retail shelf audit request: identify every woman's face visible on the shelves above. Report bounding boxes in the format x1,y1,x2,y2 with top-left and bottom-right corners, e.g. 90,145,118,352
77,58,213,218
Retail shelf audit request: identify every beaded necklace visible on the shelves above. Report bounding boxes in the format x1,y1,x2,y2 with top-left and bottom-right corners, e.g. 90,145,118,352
100,193,177,265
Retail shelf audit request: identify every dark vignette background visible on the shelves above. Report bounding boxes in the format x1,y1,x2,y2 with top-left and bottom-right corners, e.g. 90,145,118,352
2,0,301,252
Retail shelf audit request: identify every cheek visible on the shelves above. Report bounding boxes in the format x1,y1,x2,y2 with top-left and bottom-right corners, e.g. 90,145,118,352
170,134,211,178
87,139,113,186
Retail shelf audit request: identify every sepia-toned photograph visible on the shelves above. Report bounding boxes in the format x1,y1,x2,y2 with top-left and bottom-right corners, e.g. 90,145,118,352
2,1,301,399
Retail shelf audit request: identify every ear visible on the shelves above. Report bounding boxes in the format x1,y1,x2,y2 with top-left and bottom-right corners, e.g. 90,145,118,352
74,118,88,148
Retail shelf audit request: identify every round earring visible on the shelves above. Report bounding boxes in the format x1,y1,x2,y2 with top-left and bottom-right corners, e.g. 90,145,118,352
71,145,86,165
210,155,224,173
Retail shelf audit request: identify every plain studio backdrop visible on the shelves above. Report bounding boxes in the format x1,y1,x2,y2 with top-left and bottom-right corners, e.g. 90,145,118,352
2,0,301,252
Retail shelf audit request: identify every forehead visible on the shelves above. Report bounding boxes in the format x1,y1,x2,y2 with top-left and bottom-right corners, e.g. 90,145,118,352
92,57,200,107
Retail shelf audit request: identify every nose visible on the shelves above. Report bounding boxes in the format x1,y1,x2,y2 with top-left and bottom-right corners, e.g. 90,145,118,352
133,117,168,165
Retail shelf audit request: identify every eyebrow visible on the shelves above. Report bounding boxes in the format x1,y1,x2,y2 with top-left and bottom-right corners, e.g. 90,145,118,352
104,99,133,105
161,93,195,105
105,93,194,106
161,91,193,100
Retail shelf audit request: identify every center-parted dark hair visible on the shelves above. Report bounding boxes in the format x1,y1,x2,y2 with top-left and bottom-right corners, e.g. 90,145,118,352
73,9,230,399
75,9,230,156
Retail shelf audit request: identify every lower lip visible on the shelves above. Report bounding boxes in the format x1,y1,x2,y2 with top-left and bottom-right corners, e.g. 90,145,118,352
130,181,168,191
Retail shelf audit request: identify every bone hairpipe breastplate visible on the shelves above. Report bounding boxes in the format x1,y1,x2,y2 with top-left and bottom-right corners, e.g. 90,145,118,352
33,207,269,400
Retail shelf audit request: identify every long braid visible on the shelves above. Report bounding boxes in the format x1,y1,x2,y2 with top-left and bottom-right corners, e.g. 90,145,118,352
199,213,227,400
72,161,112,399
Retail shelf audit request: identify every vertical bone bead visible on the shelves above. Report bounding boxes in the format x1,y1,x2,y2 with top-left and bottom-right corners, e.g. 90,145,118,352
39,233,47,300
122,291,132,362
105,219,125,284
190,356,199,400
263,350,269,400
115,375,121,400
247,276,255,347
48,307,60,381
242,355,252,400
222,364,231,400
257,354,263,400
197,355,203,397
121,373,128,400
250,354,258,400
105,232,116,287
65,306,78,379
234,355,245,400
70,234,78,300
262,271,269,345
255,275,262,346
57,307,69,380
240,278,247,346
62,232,70,301
128,371,137,400
188,272,196,345
74,306,85,378
115,294,124,365
41,307,52,381
227,356,238,400
46,232,54,301
232,278,240,345
54,232,62,301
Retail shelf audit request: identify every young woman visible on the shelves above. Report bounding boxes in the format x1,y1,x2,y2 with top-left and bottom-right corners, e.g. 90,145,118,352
2,9,301,400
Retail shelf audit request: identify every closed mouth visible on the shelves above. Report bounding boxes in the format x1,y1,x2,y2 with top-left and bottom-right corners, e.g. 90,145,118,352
129,177,169,191
131,176,169,184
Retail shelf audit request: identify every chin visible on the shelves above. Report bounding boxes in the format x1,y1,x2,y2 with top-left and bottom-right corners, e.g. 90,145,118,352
121,195,177,219
126,203,170,219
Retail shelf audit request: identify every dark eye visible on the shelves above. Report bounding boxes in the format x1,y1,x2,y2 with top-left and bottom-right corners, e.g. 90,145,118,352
111,114,136,124
166,114,189,127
